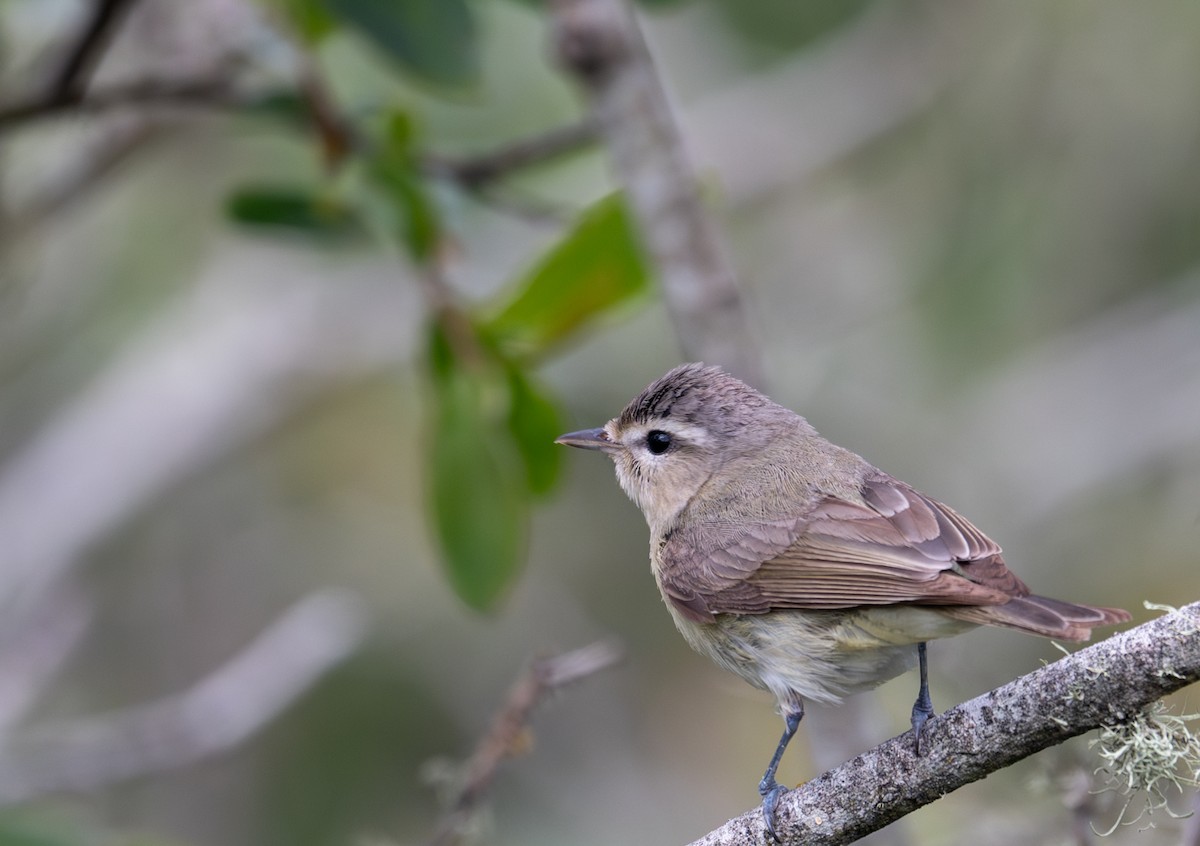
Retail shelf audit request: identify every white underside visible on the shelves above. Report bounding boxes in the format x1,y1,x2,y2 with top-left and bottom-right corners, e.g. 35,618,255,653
668,604,977,711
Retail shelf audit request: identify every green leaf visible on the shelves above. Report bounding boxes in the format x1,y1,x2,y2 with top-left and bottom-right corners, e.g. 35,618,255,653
368,158,440,261
427,314,458,383
268,0,338,42
428,329,527,611
485,194,651,358
505,365,564,497
383,110,418,153
226,186,360,237
325,0,479,87
238,92,311,129
352,109,441,260
0,811,98,846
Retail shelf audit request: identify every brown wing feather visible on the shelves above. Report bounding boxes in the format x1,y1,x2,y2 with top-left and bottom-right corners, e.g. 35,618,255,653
657,474,1027,622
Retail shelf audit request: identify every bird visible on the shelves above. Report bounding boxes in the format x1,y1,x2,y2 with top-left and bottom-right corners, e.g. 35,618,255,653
555,362,1130,840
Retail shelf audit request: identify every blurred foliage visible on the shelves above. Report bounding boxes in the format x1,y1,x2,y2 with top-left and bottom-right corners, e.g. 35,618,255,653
226,186,363,238
366,113,442,261
223,46,650,608
712,0,876,57
427,320,531,611
258,647,457,846
324,0,480,87
0,815,84,846
414,191,646,610
483,194,650,360
3,1,1200,846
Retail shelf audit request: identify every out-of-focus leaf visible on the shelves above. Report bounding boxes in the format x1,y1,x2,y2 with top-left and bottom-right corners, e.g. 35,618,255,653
226,186,360,237
427,314,457,382
368,159,440,261
713,0,875,54
0,829,73,846
268,0,338,42
366,114,439,260
260,650,459,846
486,194,651,358
502,0,692,6
0,813,92,846
239,92,311,129
428,328,527,611
383,110,418,152
325,0,479,87
505,364,564,496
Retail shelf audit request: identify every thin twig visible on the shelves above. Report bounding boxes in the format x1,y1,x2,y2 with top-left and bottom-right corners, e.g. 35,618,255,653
426,640,623,846
687,603,1200,846
0,76,243,131
463,183,578,226
418,120,599,224
45,0,144,99
0,589,367,804
295,57,359,168
421,119,599,188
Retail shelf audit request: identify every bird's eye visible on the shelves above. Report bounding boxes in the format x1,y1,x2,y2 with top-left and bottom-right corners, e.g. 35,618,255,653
646,430,672,455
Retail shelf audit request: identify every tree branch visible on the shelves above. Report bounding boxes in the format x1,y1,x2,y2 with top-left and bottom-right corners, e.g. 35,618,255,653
427,640,623,846
686,603,1200,846
0,271,413,617
45,0,143,99
549,0,762,385
0,76,244,131
0,589,367,804
421,119,599,189
0,584,91,737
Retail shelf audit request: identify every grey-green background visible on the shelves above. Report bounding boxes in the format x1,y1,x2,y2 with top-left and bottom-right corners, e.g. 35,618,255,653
2,1,1198,844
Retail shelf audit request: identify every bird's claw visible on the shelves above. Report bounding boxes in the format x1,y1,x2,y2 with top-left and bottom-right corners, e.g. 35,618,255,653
759,780,788,842
910,698,934,755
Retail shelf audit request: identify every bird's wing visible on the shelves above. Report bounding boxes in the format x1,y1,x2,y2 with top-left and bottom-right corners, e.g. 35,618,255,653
657,474,1029,623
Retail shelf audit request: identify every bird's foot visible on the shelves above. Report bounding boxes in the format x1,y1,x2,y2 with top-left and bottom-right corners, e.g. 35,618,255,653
911,641,935,755
910,696,935,755
758,778,788,842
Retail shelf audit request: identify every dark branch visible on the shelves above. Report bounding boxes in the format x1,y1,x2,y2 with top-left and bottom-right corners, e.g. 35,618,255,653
46,0,143,99
0,76,242,132
421,119,599,188
687,603,1200,846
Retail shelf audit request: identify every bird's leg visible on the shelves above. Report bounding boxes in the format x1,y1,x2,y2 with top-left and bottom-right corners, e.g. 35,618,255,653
910,641,935,754
758,704,803,842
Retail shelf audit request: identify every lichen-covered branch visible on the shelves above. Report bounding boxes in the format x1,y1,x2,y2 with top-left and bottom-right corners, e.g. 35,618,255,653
688,602,1200,846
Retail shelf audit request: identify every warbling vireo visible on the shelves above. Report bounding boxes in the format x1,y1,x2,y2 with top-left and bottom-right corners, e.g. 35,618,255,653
556,363,1129,839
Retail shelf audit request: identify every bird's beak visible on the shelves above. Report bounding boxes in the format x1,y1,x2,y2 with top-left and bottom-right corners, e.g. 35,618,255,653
555,427,614,451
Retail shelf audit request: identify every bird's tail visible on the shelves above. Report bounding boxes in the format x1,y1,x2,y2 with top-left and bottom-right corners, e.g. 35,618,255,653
943,595,1131,641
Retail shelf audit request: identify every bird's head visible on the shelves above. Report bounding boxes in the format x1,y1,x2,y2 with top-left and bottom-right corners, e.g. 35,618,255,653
556,363,785,533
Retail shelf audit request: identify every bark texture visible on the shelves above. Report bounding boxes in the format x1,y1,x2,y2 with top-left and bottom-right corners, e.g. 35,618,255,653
688,602,1200,846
